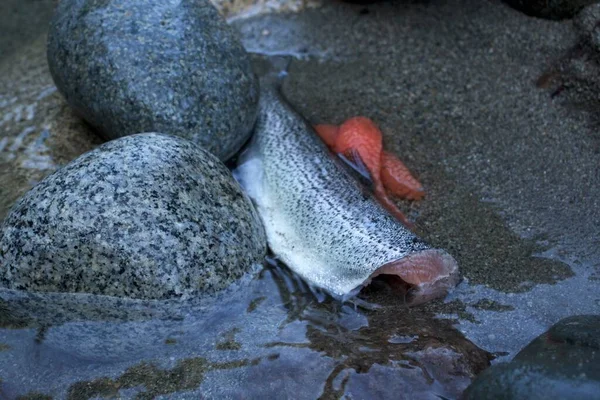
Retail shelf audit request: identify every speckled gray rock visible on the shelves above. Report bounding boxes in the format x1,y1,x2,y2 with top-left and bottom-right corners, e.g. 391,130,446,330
47,0,259,161
463,315,600,400
0,133,266,300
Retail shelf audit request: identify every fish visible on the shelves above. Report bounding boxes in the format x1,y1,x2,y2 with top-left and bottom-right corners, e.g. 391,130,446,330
381,151,425,201
314,119,425,201
314,118,425,226
235,59,459,304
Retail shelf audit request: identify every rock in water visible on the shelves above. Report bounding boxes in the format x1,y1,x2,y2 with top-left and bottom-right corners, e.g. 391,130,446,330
0,133,266,300
47,0,259,161
463,315,600,400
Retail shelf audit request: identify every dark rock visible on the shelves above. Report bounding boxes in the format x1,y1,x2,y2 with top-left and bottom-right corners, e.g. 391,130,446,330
47,0,259,161
564,3,600,104
463,315,600,400
502,0,597,20
0,133,266,300
573,2,600,41
536,4,600,109
543,314,600,349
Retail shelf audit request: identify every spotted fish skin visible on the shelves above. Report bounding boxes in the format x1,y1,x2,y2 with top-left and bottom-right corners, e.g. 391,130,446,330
235,79,458,302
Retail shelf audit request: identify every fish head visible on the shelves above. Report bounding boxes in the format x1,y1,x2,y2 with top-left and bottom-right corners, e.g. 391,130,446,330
370,249,460,305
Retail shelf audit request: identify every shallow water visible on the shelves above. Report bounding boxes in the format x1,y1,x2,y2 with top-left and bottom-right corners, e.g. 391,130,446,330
0,258,490,398
2,0,600,398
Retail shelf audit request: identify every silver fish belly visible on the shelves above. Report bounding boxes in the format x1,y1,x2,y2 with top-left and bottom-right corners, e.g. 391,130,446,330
235,84,459,303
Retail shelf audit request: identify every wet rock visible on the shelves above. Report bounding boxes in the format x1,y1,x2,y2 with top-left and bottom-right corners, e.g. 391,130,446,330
574,1,600,38
47,0,259,161
541,314,600,348
566,3,600,98
502,0,597,20
0,133,267,300
536,3,600,110
463,315,600,400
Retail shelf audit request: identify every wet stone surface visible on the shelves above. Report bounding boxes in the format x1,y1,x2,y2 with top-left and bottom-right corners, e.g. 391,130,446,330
47,0,259,161
0,260,492,399
463,315,600,399
0,133,266,300
540,3,600,114
1,0,600,398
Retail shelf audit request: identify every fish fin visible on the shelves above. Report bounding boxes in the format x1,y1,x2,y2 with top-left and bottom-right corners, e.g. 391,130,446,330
375,187,414,229
381,151,425,201
334,151,374,192
338,148,373,183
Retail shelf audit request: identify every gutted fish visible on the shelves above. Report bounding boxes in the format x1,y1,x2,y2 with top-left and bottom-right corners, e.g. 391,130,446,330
235,65,459,304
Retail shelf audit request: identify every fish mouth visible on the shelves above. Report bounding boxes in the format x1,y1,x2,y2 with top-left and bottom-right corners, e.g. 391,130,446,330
368,249,460,305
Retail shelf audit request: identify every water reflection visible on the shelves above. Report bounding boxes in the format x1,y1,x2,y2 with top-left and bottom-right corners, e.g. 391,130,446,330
0,257,490,399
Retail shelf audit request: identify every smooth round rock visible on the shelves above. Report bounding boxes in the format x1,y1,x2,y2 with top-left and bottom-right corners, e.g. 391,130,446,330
0,133,266,300
463,315,600,400
47,0,259,161
544,314,600,349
